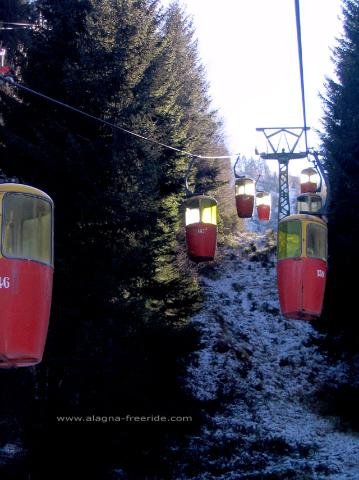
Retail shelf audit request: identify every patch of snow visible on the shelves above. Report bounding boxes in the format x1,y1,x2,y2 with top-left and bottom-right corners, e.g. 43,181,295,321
176,231,359,479
0,443,24,458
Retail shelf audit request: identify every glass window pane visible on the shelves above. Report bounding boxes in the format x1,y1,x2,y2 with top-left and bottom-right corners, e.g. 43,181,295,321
235,183,245,195
185,207,200,225
256,193,271,207
301,168,318,184
185,198,200,209
278,220,301,259
297,200,307,213
235,178,255,195
200,197,215,209
306,223,327,261
212,205,217,225
245,180,255,196
2,193,53,265
201,205,217,225
297,195,308,213
297,195,322,213
300,173,310,184
235,179,254,196
310,198,322,212
201,207,212,223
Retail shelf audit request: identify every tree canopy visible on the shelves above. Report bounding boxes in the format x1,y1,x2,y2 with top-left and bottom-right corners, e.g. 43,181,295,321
0,0,237,477
321,0,359,348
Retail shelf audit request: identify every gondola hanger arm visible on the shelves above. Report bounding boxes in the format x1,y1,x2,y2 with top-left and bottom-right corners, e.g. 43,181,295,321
233,155,242,178
185,157,196,197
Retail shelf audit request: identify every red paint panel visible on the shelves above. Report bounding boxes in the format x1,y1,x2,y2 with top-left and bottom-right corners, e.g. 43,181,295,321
277,257,327,320
277,258,303,319
257,205,271,222
235,195,254,218
0,258,53,368
302,257,327,317
300,182,317,194
0,66,12,76
186,223,217,261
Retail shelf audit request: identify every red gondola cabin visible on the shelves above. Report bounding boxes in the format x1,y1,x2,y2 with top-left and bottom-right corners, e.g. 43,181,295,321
277,214,327,320
300,167,319,194
185,195,217,261
235,177,255,218
256,191,271,222
0,184,54,368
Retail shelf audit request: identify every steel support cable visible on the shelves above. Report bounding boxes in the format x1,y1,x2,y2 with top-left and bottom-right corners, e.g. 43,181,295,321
294,0,308,152
0,27,33,30
0,76,239,161
0,22,36,26
0,22,36,31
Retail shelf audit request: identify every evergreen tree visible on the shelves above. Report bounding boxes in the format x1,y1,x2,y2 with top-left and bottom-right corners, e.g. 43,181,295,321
0,0,230,477
0,0,34,98
138,1,229,322
321,0,359,348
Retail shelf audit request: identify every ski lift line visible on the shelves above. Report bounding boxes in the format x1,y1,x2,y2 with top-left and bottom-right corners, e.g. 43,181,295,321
294,0,308,152
276,132,283,152
0,27,33,30
285,133,291,152
0,75,238,161
0,22,36,26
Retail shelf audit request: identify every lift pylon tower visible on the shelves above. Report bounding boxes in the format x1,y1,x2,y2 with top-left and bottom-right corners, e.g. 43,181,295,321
256,127,309,221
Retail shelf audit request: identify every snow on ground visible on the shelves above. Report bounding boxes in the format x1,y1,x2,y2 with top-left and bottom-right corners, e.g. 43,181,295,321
175,231,359,480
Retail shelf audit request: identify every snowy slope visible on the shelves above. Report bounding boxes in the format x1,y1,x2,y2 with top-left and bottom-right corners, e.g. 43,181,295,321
175,231,359,480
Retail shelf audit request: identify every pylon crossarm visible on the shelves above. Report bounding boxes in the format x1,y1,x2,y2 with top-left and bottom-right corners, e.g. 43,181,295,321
256,126,311,222
260,152,307,161
256,127,310,155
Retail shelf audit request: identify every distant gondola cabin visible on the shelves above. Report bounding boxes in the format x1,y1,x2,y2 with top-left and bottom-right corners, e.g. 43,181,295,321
300,167,319,194
277,214,327,320
256,191,271,222
235,177,255,218
297,192,322,214
185,195,217,261
0,183,54,368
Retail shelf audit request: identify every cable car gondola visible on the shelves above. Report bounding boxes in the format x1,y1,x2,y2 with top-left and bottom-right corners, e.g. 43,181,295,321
0,183,54,368
256,191,271,222
257,2,330,321
300,167,319,193
235,176,255,218
184,195,217,261
184,158,218,261
233,157,255,218
277,214,327,320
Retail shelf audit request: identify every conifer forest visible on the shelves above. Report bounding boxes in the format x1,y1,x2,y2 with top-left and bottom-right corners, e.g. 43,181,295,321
1,1,359,479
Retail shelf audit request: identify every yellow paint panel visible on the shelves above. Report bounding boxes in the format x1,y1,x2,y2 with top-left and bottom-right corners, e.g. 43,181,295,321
278,216,327,260
0,184,53,202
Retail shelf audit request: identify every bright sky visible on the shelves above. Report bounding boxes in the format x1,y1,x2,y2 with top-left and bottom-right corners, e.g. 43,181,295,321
161,0,344,171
